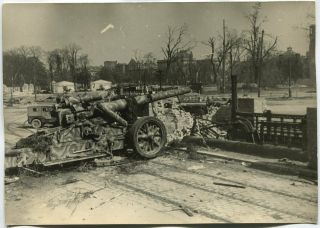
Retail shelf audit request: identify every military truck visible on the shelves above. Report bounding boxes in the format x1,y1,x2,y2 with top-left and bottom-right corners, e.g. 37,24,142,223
27,104,58,129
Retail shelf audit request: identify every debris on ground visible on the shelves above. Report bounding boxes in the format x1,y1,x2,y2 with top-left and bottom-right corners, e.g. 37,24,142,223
290,182,304,187
77,162,95,172
94,156,128,167
5,176,19,185
279,158,289,162
61,177,79,185
66,187,106,215
213,182,246,189
271,213,283,220
241,162,250,167
93,193,124,209
278,158,294,166
20,167,43,176
178,204,194,217
289,178,317,185
116,161,145,175
187,165,204,171
186,145,206,160
68,191,96,215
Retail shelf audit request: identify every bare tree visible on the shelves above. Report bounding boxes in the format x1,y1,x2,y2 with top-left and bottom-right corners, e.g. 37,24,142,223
47,52,56,92
78,54,91,89
161,24,194,83
203,37,219,84
29,46,42,59
143,52,156,85
66,43,81,90
226,30,245,76
4,47,28,105
243,3,277,96
203,24,243,88
78,54,89,69
133,49,143,83
29,46,43,100
60,48,70,73
143,52,156,68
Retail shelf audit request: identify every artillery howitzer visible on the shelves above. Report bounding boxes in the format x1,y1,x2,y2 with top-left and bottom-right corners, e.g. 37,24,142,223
5,88,191,169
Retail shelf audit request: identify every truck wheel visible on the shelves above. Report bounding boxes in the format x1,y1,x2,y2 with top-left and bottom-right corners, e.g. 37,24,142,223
31,118,42,129
129,116,167,158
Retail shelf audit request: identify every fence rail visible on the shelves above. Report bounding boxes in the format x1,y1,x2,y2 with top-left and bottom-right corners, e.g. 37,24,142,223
236,111,307,149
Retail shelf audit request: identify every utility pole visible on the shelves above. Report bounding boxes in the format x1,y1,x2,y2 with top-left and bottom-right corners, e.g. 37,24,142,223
288,58,292,98
258,30,264,98
33,62,37,101
159,70,162,90
10,73,14,107
156,69,163,90
229,49,233,76
143,70,146,93
222,19,226,93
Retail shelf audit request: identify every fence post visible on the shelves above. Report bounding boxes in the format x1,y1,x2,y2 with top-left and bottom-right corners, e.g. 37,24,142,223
231,74,238,122
265,110,272,141
301,117,307,150
306,108,317,169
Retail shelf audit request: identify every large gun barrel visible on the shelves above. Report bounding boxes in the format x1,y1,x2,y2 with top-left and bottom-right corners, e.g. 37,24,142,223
97,87,191,112
56,88,191,127
135,87,191,105
95,88,191,126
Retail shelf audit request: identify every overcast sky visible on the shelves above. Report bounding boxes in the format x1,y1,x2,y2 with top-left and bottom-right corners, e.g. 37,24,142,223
3,2,315,66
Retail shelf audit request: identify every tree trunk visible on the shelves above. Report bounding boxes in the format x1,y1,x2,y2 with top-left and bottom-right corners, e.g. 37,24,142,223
254,65,259,83
222,19,226,93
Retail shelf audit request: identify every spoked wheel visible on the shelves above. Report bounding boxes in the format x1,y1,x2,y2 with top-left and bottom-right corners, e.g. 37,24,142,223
31,118,42,129
129,116,167,158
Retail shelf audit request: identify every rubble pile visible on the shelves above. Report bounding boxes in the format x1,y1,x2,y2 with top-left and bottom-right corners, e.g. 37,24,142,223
195,118,228,139
152,98,229,142
152,99,194,142
203,105,220,121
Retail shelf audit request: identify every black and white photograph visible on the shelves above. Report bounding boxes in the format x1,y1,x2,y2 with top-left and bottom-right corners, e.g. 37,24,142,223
2,1,317,225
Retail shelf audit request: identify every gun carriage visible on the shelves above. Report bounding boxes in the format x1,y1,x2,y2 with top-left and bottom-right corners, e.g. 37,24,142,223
6,88,191,168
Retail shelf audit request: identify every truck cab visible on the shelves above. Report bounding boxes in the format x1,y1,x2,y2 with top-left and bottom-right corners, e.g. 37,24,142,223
27,104,58,129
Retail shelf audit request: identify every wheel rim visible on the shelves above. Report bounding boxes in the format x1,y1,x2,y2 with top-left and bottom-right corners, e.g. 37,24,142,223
136,121,163,156
32,119,41,129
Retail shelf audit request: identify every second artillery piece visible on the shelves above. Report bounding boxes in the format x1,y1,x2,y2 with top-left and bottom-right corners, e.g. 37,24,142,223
6,88,191,168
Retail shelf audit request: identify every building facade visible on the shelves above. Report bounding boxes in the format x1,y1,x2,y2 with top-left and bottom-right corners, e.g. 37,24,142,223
308,24,316,86
104,61,117,71
53,81,75,93
91,80,112,91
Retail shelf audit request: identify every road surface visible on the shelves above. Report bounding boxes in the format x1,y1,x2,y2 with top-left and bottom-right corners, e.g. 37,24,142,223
4,106,318,224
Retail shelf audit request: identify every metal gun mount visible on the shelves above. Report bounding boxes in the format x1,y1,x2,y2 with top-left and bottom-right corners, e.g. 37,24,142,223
6,88,191,169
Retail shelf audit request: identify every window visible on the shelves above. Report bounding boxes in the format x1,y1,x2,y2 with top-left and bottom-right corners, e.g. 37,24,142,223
32,108,37,112
43,108,47,112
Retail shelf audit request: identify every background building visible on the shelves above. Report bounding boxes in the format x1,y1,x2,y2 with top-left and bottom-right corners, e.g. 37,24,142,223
91,79,112,91
104,61,117,71
308,24,316,86
53,81,75,93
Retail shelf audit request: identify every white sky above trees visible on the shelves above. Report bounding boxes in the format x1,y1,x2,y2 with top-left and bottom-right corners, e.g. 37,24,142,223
3,2,315,65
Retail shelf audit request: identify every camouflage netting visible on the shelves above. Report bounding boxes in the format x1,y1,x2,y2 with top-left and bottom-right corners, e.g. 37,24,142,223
152,98,194,142
152,99,228,142
15,131,53,153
